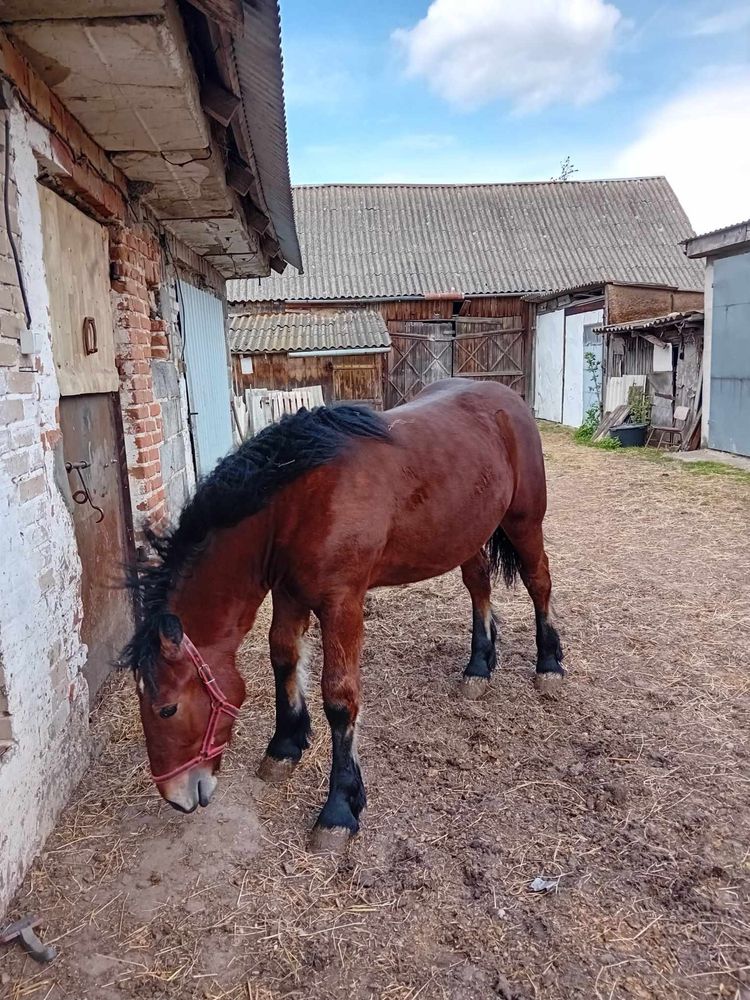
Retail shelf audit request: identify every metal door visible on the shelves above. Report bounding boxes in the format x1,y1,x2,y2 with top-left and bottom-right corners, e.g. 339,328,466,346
59,394,135,699
179,280,234,475
709,253,750,456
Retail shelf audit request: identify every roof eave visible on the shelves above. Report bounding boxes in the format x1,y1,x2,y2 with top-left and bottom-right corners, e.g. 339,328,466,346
683,219,750,259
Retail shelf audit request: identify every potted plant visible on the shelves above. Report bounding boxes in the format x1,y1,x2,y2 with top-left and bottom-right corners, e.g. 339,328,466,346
610,386,651,447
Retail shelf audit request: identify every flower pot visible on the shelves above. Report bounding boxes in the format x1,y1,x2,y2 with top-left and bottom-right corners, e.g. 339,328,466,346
610,423,647,447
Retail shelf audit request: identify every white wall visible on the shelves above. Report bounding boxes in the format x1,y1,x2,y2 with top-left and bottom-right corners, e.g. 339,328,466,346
701,259,714,448
534,306,565,421
0,109,89,915
562,308,604,427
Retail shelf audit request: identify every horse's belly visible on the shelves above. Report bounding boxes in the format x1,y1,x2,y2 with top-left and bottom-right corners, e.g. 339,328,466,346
370,484,509,587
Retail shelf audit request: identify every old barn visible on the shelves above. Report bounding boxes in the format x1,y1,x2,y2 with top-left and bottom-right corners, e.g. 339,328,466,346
228,179,702,413
0,0,298,914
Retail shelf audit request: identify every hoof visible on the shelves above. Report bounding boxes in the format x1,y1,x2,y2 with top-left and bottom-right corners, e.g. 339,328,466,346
257,755,298,785
459,675,490,700
534,671,564,699
308,825,353,854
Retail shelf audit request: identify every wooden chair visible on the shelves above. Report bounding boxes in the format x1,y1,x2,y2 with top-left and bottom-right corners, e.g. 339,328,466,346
647,405,690,449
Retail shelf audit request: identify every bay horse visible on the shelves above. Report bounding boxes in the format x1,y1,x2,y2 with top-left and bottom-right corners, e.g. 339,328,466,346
124,378,564,851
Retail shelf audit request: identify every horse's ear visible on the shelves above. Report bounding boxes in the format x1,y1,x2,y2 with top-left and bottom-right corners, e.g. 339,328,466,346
158,613,184,661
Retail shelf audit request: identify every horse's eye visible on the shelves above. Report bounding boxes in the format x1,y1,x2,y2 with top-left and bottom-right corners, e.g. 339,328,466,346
159,704,178,719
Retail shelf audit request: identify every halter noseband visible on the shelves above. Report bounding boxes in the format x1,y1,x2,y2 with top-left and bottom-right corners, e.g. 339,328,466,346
150,633,241,785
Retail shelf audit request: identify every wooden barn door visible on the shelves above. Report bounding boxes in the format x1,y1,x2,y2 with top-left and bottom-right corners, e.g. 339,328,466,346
384,321,454,407
384,316,528,407
39,185,135,700
333,355,382,408
453,317,527,397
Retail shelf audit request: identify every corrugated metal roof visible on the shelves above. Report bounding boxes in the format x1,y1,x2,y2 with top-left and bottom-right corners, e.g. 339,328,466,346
594,311,704,335
229,309,391,353
233,2,301,271
228,178,703,302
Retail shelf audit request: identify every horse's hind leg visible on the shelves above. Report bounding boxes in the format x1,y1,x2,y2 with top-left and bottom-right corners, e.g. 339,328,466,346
257,590,312,785
459,552,497,700
501,517,565,696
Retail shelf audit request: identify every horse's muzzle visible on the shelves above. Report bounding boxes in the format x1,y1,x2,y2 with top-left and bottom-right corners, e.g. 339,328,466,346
160,764,218,813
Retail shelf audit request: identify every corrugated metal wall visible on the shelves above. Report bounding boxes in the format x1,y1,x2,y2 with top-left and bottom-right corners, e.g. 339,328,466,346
179,280,233,476
708,252,750,457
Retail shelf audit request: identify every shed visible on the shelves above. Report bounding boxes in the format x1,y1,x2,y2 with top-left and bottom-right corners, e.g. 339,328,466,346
684,220,750,457
228,179,702,411
230,308,392,408
594,310,705,446
529,282,703,428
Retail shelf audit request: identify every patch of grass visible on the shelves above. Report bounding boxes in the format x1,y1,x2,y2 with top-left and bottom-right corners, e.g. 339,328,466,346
679,460,750,484
537,419,573,438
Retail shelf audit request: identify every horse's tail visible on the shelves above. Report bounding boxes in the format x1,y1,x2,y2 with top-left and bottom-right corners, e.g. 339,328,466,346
485,525,522,588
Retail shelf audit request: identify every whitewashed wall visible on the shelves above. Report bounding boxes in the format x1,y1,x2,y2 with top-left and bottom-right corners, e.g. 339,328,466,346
562,309,604,427
534,307,565,422
0,110,90,914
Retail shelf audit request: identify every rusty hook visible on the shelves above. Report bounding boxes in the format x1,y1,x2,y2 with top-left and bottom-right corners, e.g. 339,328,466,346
64,461,104,523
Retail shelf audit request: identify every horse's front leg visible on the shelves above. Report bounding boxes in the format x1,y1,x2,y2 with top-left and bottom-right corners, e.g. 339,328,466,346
309,596,366,852
257,590,312,785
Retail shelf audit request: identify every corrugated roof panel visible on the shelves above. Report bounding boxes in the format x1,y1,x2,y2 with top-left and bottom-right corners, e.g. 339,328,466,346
229,309,391,353
595,310,705,335
233,2,301,271
231,178,703,301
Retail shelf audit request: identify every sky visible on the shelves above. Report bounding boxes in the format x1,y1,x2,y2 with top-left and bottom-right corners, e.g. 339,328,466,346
279,0,750,234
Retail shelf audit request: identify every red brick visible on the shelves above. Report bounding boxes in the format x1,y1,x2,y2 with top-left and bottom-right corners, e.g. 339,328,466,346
42,427,63,450
148,403,161,418
131,462,160,480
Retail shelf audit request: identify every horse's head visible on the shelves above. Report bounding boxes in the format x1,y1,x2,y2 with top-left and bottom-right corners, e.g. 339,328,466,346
132,613,246,813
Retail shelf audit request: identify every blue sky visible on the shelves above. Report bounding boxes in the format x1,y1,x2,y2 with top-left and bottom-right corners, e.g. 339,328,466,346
279,0,750,233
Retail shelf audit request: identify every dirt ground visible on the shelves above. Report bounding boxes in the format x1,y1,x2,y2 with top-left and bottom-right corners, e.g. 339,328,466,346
2,430,749,1000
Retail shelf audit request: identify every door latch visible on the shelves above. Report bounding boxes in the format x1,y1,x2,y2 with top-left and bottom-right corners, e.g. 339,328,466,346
65,460,104,523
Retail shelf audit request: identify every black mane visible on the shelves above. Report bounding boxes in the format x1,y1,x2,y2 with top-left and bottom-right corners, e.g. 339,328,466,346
123,404,391,688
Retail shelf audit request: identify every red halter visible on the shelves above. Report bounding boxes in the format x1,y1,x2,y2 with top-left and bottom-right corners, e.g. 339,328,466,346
151,633,241,785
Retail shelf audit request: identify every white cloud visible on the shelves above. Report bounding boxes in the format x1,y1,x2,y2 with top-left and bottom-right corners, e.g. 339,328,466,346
690,5,750,36
392,0,622,113
613,70,750,233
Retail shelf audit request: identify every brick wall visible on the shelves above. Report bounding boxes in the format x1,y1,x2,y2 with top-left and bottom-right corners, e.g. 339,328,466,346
110,225,169,530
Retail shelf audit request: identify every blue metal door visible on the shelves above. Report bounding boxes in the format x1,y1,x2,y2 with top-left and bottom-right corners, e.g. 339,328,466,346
709,253,750,457
179,281,233,476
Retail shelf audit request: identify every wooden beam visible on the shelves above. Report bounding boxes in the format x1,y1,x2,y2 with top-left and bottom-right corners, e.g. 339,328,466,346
227,160,254,197
201,80,241,128
186,0,243,33
245,204,270,236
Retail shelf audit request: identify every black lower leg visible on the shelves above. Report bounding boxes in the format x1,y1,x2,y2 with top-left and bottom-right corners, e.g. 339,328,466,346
266,662,311,762
315,705,365,835
464,608,497,680
535,610,564,676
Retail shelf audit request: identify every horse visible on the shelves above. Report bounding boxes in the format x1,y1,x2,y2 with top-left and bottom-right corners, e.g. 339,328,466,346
123,378,564,851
